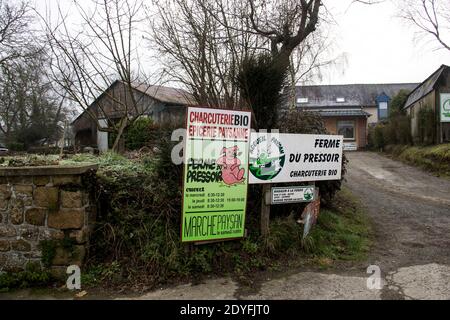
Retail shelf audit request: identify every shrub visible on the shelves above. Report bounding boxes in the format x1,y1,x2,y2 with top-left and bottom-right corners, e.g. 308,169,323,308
417,107,436,145
6,142,25,151
389,89,410,118
0,263,54,292
368,89,413,150
373,124,385,150
124,117,155,150
238,53,287,129
369,117,411,150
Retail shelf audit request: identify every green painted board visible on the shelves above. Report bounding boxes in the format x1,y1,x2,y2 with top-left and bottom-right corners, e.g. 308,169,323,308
181,107,251,242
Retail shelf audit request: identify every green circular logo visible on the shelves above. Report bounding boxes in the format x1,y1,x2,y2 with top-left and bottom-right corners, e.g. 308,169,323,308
249,136,285,181
443,99,450,111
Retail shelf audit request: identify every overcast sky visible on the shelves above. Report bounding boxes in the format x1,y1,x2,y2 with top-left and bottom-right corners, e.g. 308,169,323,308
322,0,450,85
35,0,450,86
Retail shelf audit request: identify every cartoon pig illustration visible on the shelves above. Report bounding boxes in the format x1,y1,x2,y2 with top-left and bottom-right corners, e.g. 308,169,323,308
216,146,245,186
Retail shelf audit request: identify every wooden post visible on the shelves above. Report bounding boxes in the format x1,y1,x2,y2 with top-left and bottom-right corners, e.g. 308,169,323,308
261,184,271,237
59,120,67,160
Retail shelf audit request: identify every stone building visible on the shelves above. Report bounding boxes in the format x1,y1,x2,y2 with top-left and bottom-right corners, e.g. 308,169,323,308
288,83,419,150
71,80,196,151
404,65,450,144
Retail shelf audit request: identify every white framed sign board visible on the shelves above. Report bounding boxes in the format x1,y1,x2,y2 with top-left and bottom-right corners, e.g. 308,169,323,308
249,133,344,184
271,186,316,205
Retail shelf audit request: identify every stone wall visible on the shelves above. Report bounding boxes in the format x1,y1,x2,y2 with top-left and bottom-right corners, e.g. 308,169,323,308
0,165,97,275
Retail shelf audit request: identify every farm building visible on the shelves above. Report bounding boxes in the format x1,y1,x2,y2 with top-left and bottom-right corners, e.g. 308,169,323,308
404,65,450,144
71,80,195,151
289,83,419,150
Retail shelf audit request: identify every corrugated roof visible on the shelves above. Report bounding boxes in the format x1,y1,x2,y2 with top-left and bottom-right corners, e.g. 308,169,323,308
404,65,449,109
132,83,196,105
71,81,195,125
295,83,419,108
316,109,371,118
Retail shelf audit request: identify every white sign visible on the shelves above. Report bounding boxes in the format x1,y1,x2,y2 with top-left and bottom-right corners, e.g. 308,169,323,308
343,142,357,151
271,186,315,205
440,93,450,122
249,133,344,184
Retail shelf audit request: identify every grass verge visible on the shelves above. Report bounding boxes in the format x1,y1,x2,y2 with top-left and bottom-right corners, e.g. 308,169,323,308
384,144,450,178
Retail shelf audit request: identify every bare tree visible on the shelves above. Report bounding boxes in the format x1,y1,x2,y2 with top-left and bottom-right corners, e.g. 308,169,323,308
150,0,327,110
0,52,68,148
149,0,264,110
40,0,161,152
286,28,342,110
246,0,322,72
0,0,37,66
0,0,63,148
399,0,450,52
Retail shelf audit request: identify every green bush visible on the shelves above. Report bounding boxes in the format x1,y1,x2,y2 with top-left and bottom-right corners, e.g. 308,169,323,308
380,115,412,147
124,117,155,150
389,89,410,118
395,114,412,145
368,90,413,150
238,53,287,129
373,124,385,150
417,107,436,145
6,142,25,151
0,263,54,292
369,116,412,150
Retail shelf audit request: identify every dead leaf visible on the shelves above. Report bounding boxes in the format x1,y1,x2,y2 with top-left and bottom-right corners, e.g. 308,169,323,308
75,290,88,298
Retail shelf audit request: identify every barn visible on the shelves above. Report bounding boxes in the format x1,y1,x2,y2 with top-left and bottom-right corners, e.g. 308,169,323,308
71,80,195,151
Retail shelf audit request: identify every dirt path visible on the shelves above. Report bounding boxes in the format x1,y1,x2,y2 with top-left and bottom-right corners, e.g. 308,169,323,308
345,152,450,270
343,151,450,299
2,152,449,300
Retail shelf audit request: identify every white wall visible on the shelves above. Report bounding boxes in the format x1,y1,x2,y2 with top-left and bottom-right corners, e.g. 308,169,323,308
97,119,109,152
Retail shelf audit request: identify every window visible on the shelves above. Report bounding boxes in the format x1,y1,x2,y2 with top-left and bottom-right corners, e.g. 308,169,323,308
337,120,355,140
379,101,388,119
336,97,346,103
297,97,308,104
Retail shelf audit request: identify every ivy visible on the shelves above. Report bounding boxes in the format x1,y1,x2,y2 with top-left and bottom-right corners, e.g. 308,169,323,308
39,240,57,268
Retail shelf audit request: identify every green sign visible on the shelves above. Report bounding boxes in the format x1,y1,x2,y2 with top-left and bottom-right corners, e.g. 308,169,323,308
441,93,450,122
181,107,252,242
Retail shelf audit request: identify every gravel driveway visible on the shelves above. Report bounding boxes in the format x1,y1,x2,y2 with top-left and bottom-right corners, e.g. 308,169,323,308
345,151,450,270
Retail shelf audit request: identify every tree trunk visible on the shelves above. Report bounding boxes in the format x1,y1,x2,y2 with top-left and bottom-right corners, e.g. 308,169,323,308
112,117,128,153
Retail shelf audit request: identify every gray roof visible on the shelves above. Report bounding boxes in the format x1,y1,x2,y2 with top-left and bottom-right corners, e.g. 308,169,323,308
317,109,371,118
71,81,195,125
133,83,196,106
404,65,449,109
295,83,419,108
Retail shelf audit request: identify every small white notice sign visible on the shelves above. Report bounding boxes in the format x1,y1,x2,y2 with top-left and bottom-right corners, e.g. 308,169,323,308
271,186,315,205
